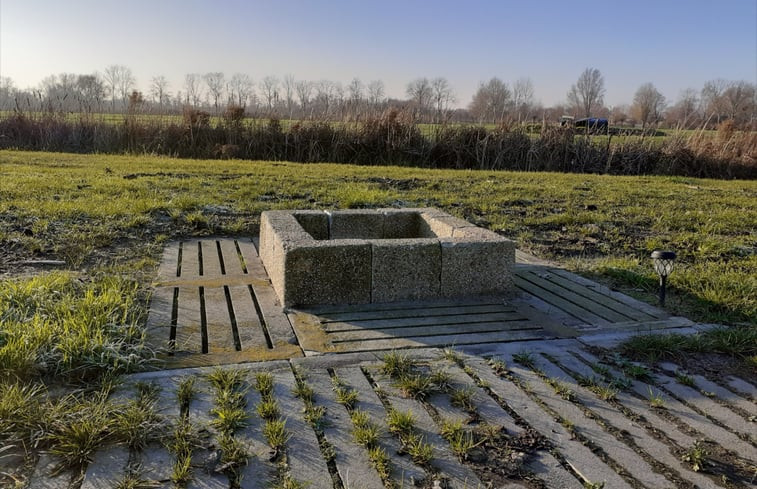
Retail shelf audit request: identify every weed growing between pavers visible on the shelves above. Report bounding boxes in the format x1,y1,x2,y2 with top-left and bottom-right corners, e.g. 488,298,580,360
381,350,552,486
326,369,399,488
291,367,341,486
205,368,252,486
253,371,309,489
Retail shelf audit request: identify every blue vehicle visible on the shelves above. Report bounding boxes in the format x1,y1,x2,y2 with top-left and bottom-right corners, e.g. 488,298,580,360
574,117,609,133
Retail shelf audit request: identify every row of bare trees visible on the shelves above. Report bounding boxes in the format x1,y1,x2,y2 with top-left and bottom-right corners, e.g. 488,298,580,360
0,65,754,128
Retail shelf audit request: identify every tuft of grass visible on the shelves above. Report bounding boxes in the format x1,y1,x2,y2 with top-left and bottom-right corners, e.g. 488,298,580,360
206,368,247,393
676,373,696,387
647,387,666,408
367,445,391,481
380,351,416,378
170,452,193,486
449,387,476,412
545,379,577,402
440,347,463,365
113,396,162,450
488,358,508,375
404,433,434,465
256,399,280,421
394,374,435,400
254,372,274,398
272,475,307,489
439,419,479,460
681,440,708,472
262,418,290,452
620,326,757,365
333,384,359,410
512,351,536,369
386,409,415,438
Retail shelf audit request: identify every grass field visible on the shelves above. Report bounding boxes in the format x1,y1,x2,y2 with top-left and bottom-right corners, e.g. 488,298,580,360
1,149,755,484
1,149,754,325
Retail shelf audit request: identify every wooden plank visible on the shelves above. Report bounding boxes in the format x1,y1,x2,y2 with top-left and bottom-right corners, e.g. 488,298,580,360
202,286,236,352
549,268,667,319
200,240,223,277
145,286,174,351
156,242,180,281
513,275,611,326
219,239,246,276
323,310,528,332
228,285,269,350
517,270,631,323
180,240,200,279
330,320,541,343
237,240,297,347
333,329,551,352
538,271,654,322
175,286,202,353
317,302,513,322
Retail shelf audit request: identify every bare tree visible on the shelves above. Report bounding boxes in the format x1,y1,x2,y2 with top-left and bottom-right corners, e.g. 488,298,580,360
701,79,730,124
260,76,280,113
512,77,534,123
184,73,203,107
430,77,455,123
76,74,105,112
103,65,135,108
0,77,16,110
367,80,385,106
204,72,225,112
282,74,296,118
468,78,511,123
347,77,364,119
722,81,756,125
227,73,254,107
314,80,336,118
610,104,630,126
406,77,432,119
295,80,313,118
667,88,700,128
632,82,666,130
567,67,605,118
150,75,170,109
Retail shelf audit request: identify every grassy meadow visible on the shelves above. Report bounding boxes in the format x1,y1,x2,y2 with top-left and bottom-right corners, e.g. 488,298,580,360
0,149,755,484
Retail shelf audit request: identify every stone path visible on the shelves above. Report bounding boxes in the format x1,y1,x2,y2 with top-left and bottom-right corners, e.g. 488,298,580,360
28,340,757,489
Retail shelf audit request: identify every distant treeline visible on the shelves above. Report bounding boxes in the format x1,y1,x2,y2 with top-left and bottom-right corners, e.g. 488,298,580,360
0,108,754,179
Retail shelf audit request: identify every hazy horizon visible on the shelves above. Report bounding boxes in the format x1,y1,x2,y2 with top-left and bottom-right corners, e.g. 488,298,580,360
1,0,755,108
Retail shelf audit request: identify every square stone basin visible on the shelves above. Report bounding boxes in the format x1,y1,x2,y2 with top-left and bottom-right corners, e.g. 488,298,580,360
259,208,515,307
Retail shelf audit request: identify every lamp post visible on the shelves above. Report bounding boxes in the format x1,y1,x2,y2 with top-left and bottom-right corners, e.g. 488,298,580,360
651,250,676,306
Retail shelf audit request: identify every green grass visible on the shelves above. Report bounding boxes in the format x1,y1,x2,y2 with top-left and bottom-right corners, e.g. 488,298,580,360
0,149,755,481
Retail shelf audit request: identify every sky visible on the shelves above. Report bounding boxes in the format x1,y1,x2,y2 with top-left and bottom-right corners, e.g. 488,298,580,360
0,0,755,108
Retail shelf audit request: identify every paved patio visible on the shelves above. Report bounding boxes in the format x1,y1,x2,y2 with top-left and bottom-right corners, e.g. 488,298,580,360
25,238,756,489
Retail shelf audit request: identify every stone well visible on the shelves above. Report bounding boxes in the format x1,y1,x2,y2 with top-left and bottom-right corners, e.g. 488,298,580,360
259,208,515,307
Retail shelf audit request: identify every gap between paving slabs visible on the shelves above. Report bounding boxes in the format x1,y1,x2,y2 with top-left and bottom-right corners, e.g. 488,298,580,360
28,339,757,489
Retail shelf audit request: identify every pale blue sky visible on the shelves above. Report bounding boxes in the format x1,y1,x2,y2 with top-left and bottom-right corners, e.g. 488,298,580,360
1,0,755,107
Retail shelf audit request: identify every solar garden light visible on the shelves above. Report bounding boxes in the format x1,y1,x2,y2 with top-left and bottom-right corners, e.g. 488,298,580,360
651,250,676,306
